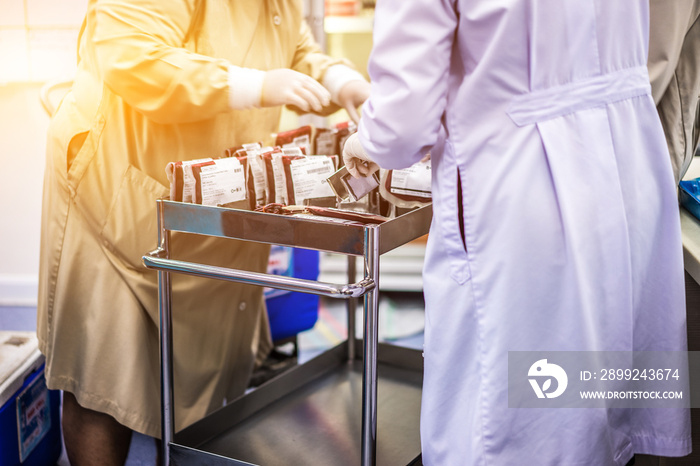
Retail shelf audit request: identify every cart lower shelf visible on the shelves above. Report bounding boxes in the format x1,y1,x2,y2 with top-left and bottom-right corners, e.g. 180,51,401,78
172,342,423,466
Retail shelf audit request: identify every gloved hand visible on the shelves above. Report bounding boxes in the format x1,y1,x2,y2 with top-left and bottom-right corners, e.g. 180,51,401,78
261,69,331,112
343,132,379,178
337,80,371,124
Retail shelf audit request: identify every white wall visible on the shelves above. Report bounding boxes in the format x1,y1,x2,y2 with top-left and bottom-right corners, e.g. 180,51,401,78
0,84,48,305
0,0,86,306
0,0,388,305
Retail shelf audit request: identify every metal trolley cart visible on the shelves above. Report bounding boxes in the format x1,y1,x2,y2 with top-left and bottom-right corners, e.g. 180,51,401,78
142,199,432,466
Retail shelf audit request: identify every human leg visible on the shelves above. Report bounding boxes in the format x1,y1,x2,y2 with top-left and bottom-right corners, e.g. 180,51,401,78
62,391,133,466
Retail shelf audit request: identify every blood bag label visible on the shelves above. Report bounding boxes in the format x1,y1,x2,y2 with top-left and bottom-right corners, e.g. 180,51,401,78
390,160,432,198
198,158,247,206
289,157,336,204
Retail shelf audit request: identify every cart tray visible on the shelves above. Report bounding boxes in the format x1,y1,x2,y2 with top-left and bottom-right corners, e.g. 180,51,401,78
155,200,432,256
173,342,423,466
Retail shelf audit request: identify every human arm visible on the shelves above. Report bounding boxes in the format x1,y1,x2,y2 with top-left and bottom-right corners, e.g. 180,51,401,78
93,0,331,124
647,0,700,104
289,21,371,121
648,0,700,181
355,0,457,169
93,0,235,124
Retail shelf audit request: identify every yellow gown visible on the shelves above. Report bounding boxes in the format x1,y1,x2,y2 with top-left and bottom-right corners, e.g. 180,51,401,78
38,0,347,437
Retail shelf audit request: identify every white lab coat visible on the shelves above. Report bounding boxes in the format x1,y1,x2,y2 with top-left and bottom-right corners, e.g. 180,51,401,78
359,0,691,464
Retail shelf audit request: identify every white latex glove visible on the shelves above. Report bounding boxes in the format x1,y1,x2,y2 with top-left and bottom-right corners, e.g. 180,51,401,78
343,132,379,178
228,66,330,112
337,80,371,124
322,65,371,124
261,69,330,112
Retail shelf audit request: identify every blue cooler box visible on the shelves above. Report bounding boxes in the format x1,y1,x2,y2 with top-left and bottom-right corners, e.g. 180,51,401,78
265,246,320,341
0,332,62,466
680,179,700,221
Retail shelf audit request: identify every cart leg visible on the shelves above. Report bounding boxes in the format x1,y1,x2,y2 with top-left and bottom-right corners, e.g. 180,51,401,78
361,225,380,466
157,201,175,466
159,268,174,465
347,255,357,361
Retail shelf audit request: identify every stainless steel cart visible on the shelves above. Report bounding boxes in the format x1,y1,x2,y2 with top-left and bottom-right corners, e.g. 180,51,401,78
142,199,432,466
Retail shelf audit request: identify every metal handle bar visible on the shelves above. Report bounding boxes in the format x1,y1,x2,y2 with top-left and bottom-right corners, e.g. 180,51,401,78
143,249,375,299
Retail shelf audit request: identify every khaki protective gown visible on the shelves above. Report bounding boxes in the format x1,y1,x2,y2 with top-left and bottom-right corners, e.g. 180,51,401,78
38,0,346,437
648,0,700,182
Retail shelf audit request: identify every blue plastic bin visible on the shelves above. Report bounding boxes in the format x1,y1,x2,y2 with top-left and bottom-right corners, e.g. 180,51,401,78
265,246,320,341
0,346,62,466
680,179,700,221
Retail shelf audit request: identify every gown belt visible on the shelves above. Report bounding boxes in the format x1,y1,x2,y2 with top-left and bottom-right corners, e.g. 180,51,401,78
507,66,651,126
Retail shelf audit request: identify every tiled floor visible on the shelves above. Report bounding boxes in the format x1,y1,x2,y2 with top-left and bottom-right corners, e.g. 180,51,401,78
0,305,36,332
1,292,425,465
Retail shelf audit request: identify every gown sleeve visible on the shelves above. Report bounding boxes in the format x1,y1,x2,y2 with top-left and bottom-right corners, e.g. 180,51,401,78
358,0,458,168
289,21,350,84
647,0,699,104
93,0,230,124
287,20,360,116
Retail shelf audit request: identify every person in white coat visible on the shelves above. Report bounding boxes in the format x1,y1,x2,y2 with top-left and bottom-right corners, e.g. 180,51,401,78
343,0,691,464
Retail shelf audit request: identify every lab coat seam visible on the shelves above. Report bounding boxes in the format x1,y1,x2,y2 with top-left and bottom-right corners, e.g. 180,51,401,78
435,123,470,283
627,432,693,454
672,71,688,159
454,154,490,464
45,192,72,360
589,2,603,76
626,433,692,461
630,432,693,443
440,129,489,463
601,104,636,347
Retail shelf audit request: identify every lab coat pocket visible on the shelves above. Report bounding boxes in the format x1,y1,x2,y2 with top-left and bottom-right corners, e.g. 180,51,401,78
435,142,471,285
66,131,89,173
101,165,169,271
45,94,93,180
65,114,106,193
442,197,471,285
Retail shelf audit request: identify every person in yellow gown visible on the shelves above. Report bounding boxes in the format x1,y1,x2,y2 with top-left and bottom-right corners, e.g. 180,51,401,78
37,1,369,464
648,0,700,182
